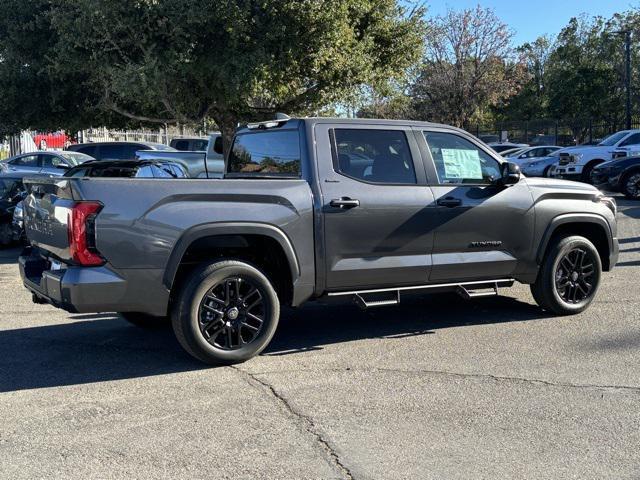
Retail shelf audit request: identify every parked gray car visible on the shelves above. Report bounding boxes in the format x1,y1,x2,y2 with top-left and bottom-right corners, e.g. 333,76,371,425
0,151,93,176
67,141,175,160
19,117,618,365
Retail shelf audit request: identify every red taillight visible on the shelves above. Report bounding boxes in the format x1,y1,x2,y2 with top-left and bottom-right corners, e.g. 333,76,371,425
68,201,104,266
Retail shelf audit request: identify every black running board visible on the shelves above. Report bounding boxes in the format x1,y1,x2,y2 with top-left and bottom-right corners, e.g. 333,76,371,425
327,278,515,309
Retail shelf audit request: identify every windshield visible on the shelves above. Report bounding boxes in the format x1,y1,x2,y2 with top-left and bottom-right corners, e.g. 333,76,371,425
59,152,95,166
505,148,527,157
599,131,629,147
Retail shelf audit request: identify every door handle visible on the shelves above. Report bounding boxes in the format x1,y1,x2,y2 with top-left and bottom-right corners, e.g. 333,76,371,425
437,197,462,208
330,197,360,209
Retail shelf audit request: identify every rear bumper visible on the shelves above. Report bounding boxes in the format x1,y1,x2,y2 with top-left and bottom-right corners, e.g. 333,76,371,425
19,252,128,313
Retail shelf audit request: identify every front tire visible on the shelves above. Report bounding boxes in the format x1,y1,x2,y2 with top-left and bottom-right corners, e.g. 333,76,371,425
581,160,603,183
531,235,602,315
620,170,640,199
172,260,280,365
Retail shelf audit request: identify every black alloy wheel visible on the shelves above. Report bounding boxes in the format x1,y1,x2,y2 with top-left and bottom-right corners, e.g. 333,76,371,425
554,247,596,304
172,260,280,365
530,235,602,315
198,276,265,350
622,171,640,198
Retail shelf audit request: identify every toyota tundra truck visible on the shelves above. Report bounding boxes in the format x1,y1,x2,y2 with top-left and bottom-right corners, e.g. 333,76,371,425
19,117,619,364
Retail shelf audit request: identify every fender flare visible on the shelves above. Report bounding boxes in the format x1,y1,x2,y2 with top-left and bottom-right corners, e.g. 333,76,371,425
536,213,613,264
163,222,300,290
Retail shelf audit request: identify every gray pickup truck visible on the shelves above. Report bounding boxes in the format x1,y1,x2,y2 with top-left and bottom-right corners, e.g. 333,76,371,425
19,117,619,364
136,133,224,178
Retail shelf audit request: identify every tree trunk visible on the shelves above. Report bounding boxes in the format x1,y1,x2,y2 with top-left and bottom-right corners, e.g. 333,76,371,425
215,113,239,160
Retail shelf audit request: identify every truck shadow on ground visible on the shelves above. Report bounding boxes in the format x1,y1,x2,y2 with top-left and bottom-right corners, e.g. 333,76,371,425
0,292,543,392
0,246,21,264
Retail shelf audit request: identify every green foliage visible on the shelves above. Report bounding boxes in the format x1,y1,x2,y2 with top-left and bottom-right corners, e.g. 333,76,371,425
497,10,640,125
409,6,527,128
0,0,425,149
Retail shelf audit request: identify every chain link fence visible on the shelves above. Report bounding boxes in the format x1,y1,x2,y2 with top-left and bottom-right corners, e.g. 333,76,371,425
5,126,206,157
469,118,640,146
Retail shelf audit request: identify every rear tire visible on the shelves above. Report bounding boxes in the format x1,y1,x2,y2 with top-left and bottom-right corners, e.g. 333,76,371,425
120,312,169,328
542,165,552,178
172,260,280,365
531,235,602,315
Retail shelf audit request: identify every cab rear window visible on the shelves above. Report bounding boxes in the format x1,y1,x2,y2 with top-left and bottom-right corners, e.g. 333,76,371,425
227,130,301,177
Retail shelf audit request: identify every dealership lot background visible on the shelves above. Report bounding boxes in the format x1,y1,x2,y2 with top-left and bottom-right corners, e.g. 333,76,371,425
1,195,638,479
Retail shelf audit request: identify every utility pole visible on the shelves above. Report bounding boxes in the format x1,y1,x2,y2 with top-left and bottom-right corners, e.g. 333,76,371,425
625,30,632,130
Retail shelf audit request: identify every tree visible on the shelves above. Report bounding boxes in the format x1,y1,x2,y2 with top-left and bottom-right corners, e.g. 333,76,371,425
0,0,142,136
410,6,526,128
35,0,423,152
497,36,553,121
544,15,635,126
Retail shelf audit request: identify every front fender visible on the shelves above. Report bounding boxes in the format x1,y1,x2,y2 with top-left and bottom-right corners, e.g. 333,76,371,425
536,213,615,265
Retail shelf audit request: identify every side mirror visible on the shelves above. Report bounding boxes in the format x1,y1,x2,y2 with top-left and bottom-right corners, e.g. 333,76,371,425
55,164,70,170
500,162,521,185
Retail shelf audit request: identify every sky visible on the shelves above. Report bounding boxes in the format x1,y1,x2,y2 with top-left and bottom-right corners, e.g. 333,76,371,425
426,0,637,45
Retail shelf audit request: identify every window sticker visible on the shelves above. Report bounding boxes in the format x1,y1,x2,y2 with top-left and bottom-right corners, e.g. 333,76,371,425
441,148,483,179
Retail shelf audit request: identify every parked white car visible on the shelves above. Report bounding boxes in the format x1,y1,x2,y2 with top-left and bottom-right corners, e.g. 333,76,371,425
505,146,562,166
520,149,564,177
551,130,640,182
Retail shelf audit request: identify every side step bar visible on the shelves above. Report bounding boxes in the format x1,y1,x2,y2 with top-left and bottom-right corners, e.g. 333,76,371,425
327,278,515,309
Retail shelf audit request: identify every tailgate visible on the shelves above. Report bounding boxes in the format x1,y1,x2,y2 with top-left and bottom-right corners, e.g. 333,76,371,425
22,177,77,261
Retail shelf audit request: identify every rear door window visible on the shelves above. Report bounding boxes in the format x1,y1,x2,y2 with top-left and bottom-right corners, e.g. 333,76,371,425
11,155,39,167
227,130,301,176
332,129,416,184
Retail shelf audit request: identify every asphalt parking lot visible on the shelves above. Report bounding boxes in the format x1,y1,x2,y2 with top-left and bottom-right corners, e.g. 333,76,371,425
1,197,639,480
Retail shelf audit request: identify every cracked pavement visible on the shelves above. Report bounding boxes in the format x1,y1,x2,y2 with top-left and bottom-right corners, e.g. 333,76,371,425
1,196,640,479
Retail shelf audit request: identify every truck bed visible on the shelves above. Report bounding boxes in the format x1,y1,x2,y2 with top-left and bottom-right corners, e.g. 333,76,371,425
21,176,316,314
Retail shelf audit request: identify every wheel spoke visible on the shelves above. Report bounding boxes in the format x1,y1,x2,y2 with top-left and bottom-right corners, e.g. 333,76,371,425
246,311,264,324
224,280,231,305
206,293,225,305
244,287,259,302
202,303,224,316
241,321,259,332
226,327,234,348
203,320,225,340
561,257,574,272
247,293,263,311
